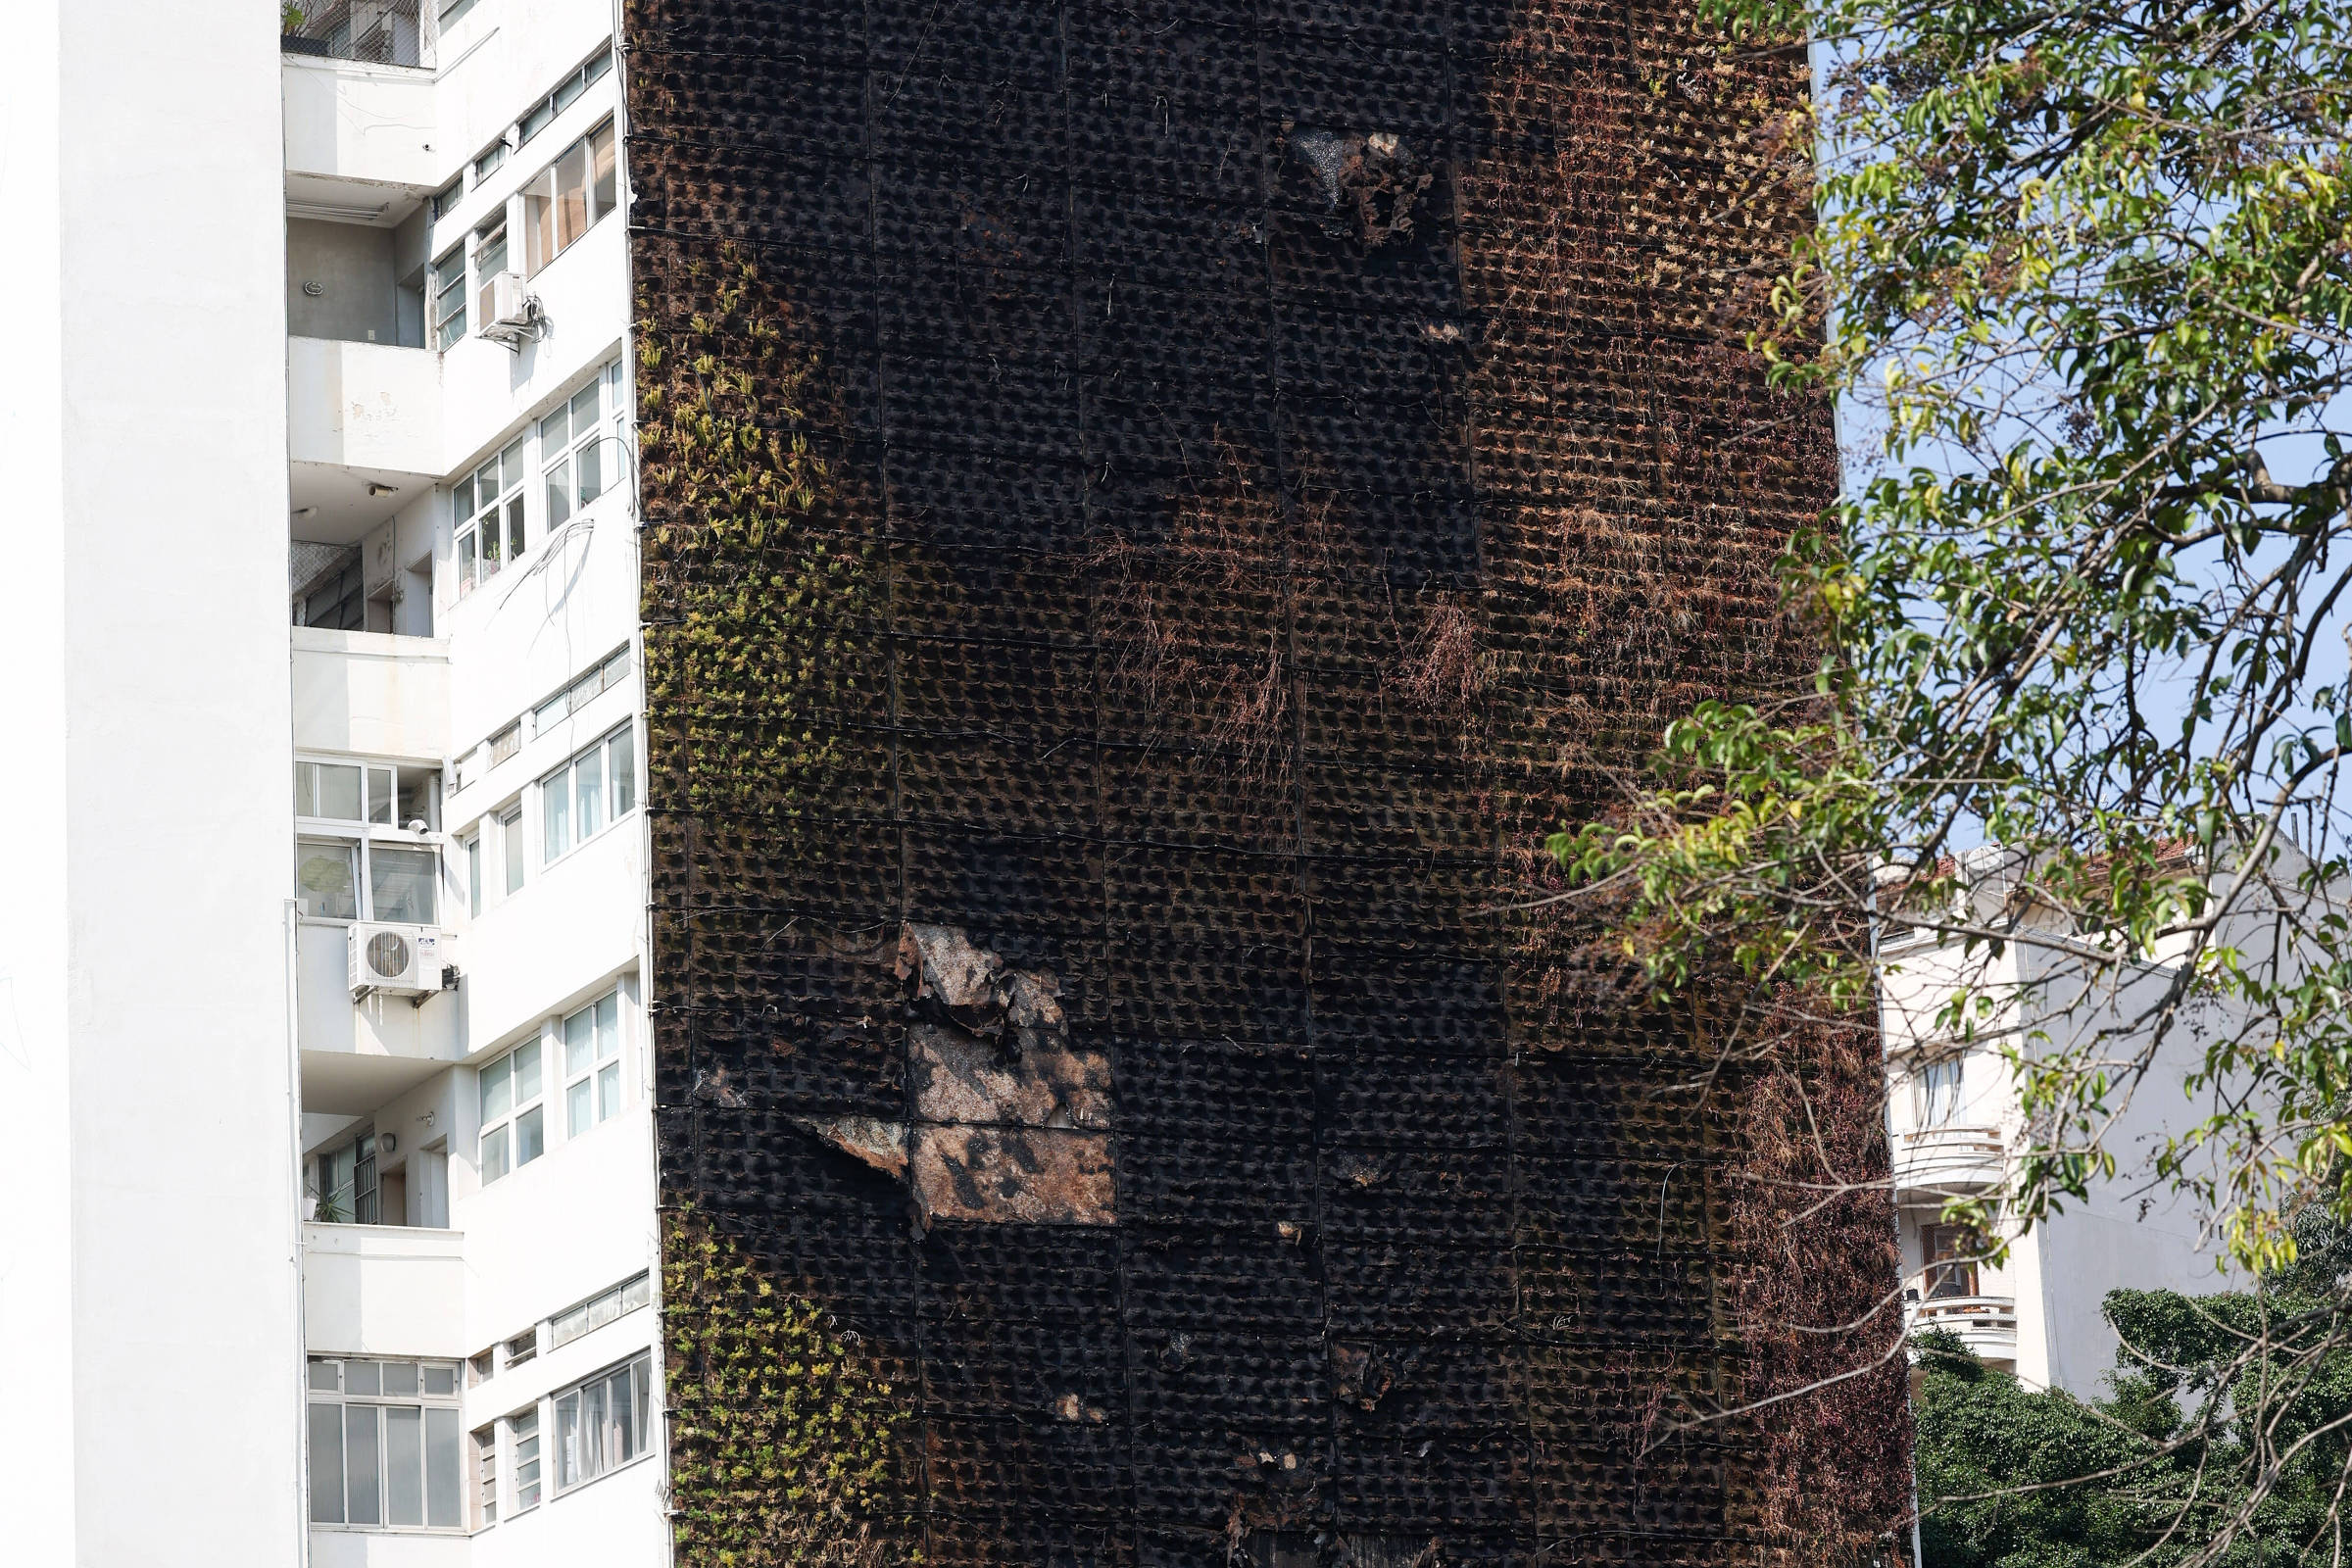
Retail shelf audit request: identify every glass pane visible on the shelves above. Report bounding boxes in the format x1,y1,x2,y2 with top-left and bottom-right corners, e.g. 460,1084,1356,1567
478,512,504,578
312,763,363,820
556,144,590,250
457,530,477,593
582,1373,611,1480
386,1405,423,1525
293,762,314,816
603,649,630,689
614,1361,640,1462
570,381,599,431
426,1407,462,1528
595,993,620,1057
516,1104,545,1166
368,767,395,824
308,1402,346,1523
371,847,439,925
545,456,571,526
543,763,571,860
503,810,525,894
480,1054,512,1121
554,1392,580,1488
466,836,482,916
309,1359,341,1393
453,475,474,517
507,495,527,561
500,435,527,490
346,1359,381,1396
535,691,569,730
567,1077,591,1138
622,1276,650,1312
564,1007,594,1076
575,745,605,841
609,726,636,817
381,1361,419,1396
540,403,570,450
524,181,554,274
476,227,506,277
590,122,617,219
577,435,603,508
474,456,500,499
515,1040,541,1102
423,1364,457,1396
586,49,612,84
598,1061,620,1122
480,1123,510,1183
491,724,520,763
553,1301,588,1347
347,1404,382,1525
588,1290,619,1332
297,841,359,921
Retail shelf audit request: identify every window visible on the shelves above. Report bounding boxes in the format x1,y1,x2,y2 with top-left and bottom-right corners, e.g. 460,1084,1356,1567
550,1271,650,1349
307,1357,464,1530
478,1040,544,1183
564,992,624,1138
471,220,509,328
498,804,526,894
429,178,464,222
464,833,483,916
453,435,526,598
517,48,612,148
297,548,365,630
1922,1224,1982,1300
534,647,631,732
505,1329,540,1368
472,1426,498,1527
554,1354,653,1493
522,119,616,274
316,1132,377,1224
1913,1054,1963,1127
540,375,610,525
296,760,442,923
490,721,521,765
541,724,635,863
512,1409,543,1512
472,139,507,183
439,0,481,28
430,244,466,349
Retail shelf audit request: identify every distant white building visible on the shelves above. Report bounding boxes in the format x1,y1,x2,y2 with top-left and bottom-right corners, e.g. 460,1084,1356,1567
1881,847,2237,1395
3,1,662,1561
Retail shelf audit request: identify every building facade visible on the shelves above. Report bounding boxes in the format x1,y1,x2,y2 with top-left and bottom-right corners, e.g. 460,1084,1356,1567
3,0,1910,1562
1883,848,2230,1395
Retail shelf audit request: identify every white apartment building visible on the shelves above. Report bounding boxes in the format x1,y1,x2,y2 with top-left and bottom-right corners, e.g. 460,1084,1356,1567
3,1,666,1561
1882,848,2233,1395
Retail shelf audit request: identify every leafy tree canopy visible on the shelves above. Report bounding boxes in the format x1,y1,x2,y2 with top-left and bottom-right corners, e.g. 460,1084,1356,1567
1552,0,2352,1273
1918,1216,2352,1566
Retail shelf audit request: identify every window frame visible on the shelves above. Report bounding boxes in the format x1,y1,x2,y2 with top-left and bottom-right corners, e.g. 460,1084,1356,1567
452,434,527,600
539,371,614,528
306,1356,465,1533
562,991,625,1140
476,1038,545,1185
551,1352,656,1495
539,723,637,868
521,118,617,276
295,758,444,926
430,243,466,350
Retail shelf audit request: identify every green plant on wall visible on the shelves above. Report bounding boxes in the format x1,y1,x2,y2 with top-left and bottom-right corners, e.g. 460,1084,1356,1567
663,1208,913,1567
635,244,876,820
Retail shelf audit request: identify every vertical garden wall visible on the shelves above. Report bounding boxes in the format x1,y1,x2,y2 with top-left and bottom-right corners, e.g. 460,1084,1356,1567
625,0,1910,1562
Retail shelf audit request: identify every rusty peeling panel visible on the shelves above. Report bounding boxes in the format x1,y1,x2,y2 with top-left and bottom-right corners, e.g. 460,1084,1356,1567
910,1022,1110,1130
797,1115,907,1180
911,1125,1115,1226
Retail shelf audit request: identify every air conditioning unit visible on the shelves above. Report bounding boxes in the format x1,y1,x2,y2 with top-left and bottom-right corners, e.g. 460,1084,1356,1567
478,270,539,348
349,923,445,999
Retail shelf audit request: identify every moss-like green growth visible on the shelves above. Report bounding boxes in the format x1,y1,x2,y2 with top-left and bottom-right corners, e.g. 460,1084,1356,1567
662,1208,915,1567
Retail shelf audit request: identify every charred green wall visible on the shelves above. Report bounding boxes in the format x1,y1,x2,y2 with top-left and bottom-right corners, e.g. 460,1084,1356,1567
625,0,1909,1562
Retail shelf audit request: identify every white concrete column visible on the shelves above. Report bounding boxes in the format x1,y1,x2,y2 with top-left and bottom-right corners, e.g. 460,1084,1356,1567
0,2,305,1561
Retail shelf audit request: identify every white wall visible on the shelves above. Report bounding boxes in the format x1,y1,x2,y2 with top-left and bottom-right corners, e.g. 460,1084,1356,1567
0,0,307,1559
293,626,453,758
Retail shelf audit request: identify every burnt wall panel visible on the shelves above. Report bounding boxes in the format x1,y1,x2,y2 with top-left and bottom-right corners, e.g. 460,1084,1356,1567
630,0,1907,1562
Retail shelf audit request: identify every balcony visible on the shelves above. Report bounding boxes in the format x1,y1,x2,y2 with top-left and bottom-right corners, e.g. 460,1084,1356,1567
1893,1123,2007,1200
283,48,438,203
303,1222,464,1356
290,337,442,543
1910,1295,2020,1364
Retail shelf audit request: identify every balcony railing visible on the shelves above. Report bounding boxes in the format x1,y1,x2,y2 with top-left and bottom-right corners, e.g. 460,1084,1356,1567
1909,1294,2020,1363
1893,1123,2007,1196
283,0,432,68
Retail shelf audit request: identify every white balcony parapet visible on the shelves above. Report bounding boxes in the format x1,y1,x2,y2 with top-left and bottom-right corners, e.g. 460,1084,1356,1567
292,628,450,759
1893,1123,2007,1197
1909,1294,2020,1363
289,337,443,478
283,53,439,207
302,1222,465,1357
